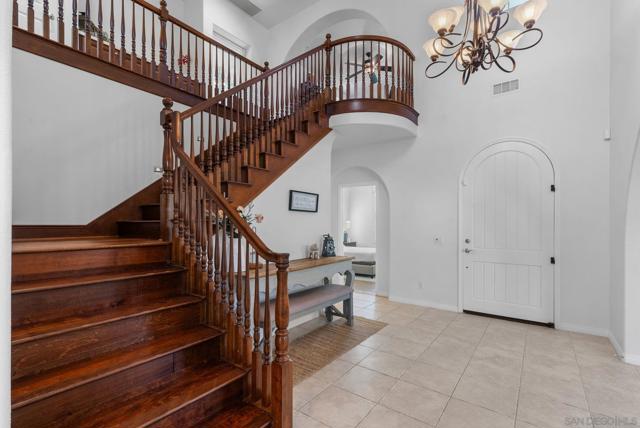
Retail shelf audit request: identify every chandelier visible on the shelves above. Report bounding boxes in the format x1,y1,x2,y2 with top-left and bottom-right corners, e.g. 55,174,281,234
424,0,547,84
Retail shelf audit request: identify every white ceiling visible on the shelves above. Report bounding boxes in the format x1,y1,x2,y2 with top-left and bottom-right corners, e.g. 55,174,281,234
229,0,319,28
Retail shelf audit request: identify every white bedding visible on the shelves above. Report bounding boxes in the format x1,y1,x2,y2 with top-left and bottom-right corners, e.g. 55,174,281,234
343,246,376,262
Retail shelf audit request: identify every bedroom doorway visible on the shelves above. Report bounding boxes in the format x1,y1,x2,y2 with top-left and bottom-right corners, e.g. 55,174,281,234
340,184,378,295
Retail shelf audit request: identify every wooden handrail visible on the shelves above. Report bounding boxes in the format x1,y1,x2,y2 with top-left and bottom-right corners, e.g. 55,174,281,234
331,34,415,60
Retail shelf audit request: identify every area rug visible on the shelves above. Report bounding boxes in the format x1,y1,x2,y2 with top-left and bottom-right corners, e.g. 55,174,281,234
290,316,387,384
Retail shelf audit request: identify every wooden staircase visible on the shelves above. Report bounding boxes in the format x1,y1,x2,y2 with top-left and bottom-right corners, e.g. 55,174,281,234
11,236,271,427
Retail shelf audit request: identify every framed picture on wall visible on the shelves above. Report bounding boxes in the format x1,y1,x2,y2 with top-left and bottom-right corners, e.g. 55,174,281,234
289,190,319,213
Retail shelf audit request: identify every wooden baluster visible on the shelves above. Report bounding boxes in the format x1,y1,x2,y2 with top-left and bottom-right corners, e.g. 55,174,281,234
159,0,169,83
119,0,125,67
214,104,221,188
384,43,389,99
206,109,213,181
227,223,236,361
272,258,292,428
235,232,244,364
108,0,114,62
202,39,206,97
361,40,365,99
151,14,156,78
206,197,214,325
97,0,103,58
57,0,64,43
170,23,175,85
194,37,199,94
369,40,374,99
346,42,350,99
252,252,263,399
187,34,191,86
220,217,229,346
72,0,79,49
141,8,147,75
27,0,35,33
243,240,252,368
43,0,50,39
377,41,382,99
212,203,222,327
160,98,175,242
208,44,213,97
194,181,203,298
13,0,18,26
130,3,136,72
214,45,219,95
172,159,181,264
83,0,90,54
178,29,183,77
262,261,271,408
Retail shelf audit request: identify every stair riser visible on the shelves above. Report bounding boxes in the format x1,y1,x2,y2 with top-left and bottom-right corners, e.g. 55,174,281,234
12,271,185,328
12,339,221,428
12,245,170,282
149,376,245,428
141,204,161,220
12,302,203,380
118,221,161,239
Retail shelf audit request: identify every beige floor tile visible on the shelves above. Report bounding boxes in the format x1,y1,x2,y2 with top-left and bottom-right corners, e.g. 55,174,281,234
378,324,439,345
360,333,394,350
313,359,354,383
294,411,330,428
359,350,413,378
520,370,588,410
389,304,427,318
357,405,429,428
418,308,458,323
376,311,417,326
337,345,375,364
417,336,475,374
335,365,397,402
408,318,450,335
523,351,582,382
301,386,375,428
452,371,519,417
437,398,515,428
354,307,384,320
380,380,449,426
517,390,593,428
516,420,541,428
377,336,429,360
294,376,331,410
579,356,640,393
367,300,401,313
449,314,491,330
440,324,486,344
583,382,640,420
400,361,461,396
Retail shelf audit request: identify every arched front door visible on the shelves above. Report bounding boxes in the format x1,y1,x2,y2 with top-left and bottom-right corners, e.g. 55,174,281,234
461,142,555,324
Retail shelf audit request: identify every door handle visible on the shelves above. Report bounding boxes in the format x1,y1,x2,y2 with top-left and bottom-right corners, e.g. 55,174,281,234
464,248,473,254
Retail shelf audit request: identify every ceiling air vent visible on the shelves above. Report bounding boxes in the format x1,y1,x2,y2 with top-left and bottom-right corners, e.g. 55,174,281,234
493,79,519,96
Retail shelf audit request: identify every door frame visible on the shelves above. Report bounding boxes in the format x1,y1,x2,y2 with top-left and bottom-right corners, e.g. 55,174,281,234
457,138,559,324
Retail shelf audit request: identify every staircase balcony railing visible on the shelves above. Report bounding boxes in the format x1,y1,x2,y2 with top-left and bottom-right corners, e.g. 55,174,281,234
160,33,415,428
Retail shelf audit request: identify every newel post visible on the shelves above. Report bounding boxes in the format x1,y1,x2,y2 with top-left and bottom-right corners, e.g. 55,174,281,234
324,33,333,101
272,255,292,428
160,98,175,244
158,0,170,83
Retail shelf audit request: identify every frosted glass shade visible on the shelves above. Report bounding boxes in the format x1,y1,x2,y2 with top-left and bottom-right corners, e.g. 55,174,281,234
513,0,547,27
428,8,457,34
449,6,465,30
498,30,522,51
478,0,508,14
423,38,446,60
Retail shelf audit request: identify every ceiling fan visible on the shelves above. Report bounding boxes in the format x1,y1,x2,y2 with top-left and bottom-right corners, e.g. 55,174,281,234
347,51,393,84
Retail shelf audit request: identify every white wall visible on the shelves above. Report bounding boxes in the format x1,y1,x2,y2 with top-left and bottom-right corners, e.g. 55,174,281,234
342,185,376,247
610,0,640,361
12,50,187,225
269,0,612,333
1,0,12,422
252,133,334,260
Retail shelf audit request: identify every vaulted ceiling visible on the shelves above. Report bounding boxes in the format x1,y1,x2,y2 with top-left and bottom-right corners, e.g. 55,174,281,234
229,0,319,28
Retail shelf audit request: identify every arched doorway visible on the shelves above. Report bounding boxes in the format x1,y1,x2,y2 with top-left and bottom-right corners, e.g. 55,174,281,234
460,141,556,324
333,167,390,297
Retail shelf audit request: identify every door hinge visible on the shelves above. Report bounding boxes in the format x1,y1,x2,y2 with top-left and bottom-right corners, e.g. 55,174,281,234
550,184,556,192
550,257,556,265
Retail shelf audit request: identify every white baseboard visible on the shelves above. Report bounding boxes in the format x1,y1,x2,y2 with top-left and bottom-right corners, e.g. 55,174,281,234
555,322,610,338
624,353,640,366
388,295,460,313
608,331,625,358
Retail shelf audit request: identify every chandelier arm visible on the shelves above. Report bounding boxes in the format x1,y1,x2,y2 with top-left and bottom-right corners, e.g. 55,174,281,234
483,39,502,66
507,27,544,51
492,54,516,73
425,58,459,79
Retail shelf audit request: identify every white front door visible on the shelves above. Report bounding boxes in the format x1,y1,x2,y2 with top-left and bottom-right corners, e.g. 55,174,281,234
461,142,555,324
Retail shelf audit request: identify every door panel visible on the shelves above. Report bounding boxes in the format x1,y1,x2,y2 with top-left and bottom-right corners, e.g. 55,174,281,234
462,143,554,323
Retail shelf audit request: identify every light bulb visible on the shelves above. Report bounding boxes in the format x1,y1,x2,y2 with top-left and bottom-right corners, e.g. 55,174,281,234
428,8,457,35
498,30,522,53
513,0,547,28
478,0,508,15
448,6,465,31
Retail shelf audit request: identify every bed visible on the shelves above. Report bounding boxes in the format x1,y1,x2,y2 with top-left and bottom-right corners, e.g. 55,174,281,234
343,246,376,277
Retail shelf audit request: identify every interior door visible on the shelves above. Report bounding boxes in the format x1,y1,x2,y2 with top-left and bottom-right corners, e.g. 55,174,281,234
461,142,555,323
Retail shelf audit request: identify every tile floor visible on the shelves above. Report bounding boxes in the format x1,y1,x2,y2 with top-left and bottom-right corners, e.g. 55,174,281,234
293,293,640,428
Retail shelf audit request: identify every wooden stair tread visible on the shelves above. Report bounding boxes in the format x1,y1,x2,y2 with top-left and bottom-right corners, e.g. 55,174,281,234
12,325,223,409
12,295,202,344
198,403,271,428
12,264,184,294
75,361,247,428
12,237,166,254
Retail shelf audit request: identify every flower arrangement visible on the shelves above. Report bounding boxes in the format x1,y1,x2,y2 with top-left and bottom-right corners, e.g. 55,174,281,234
216,203,264,237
